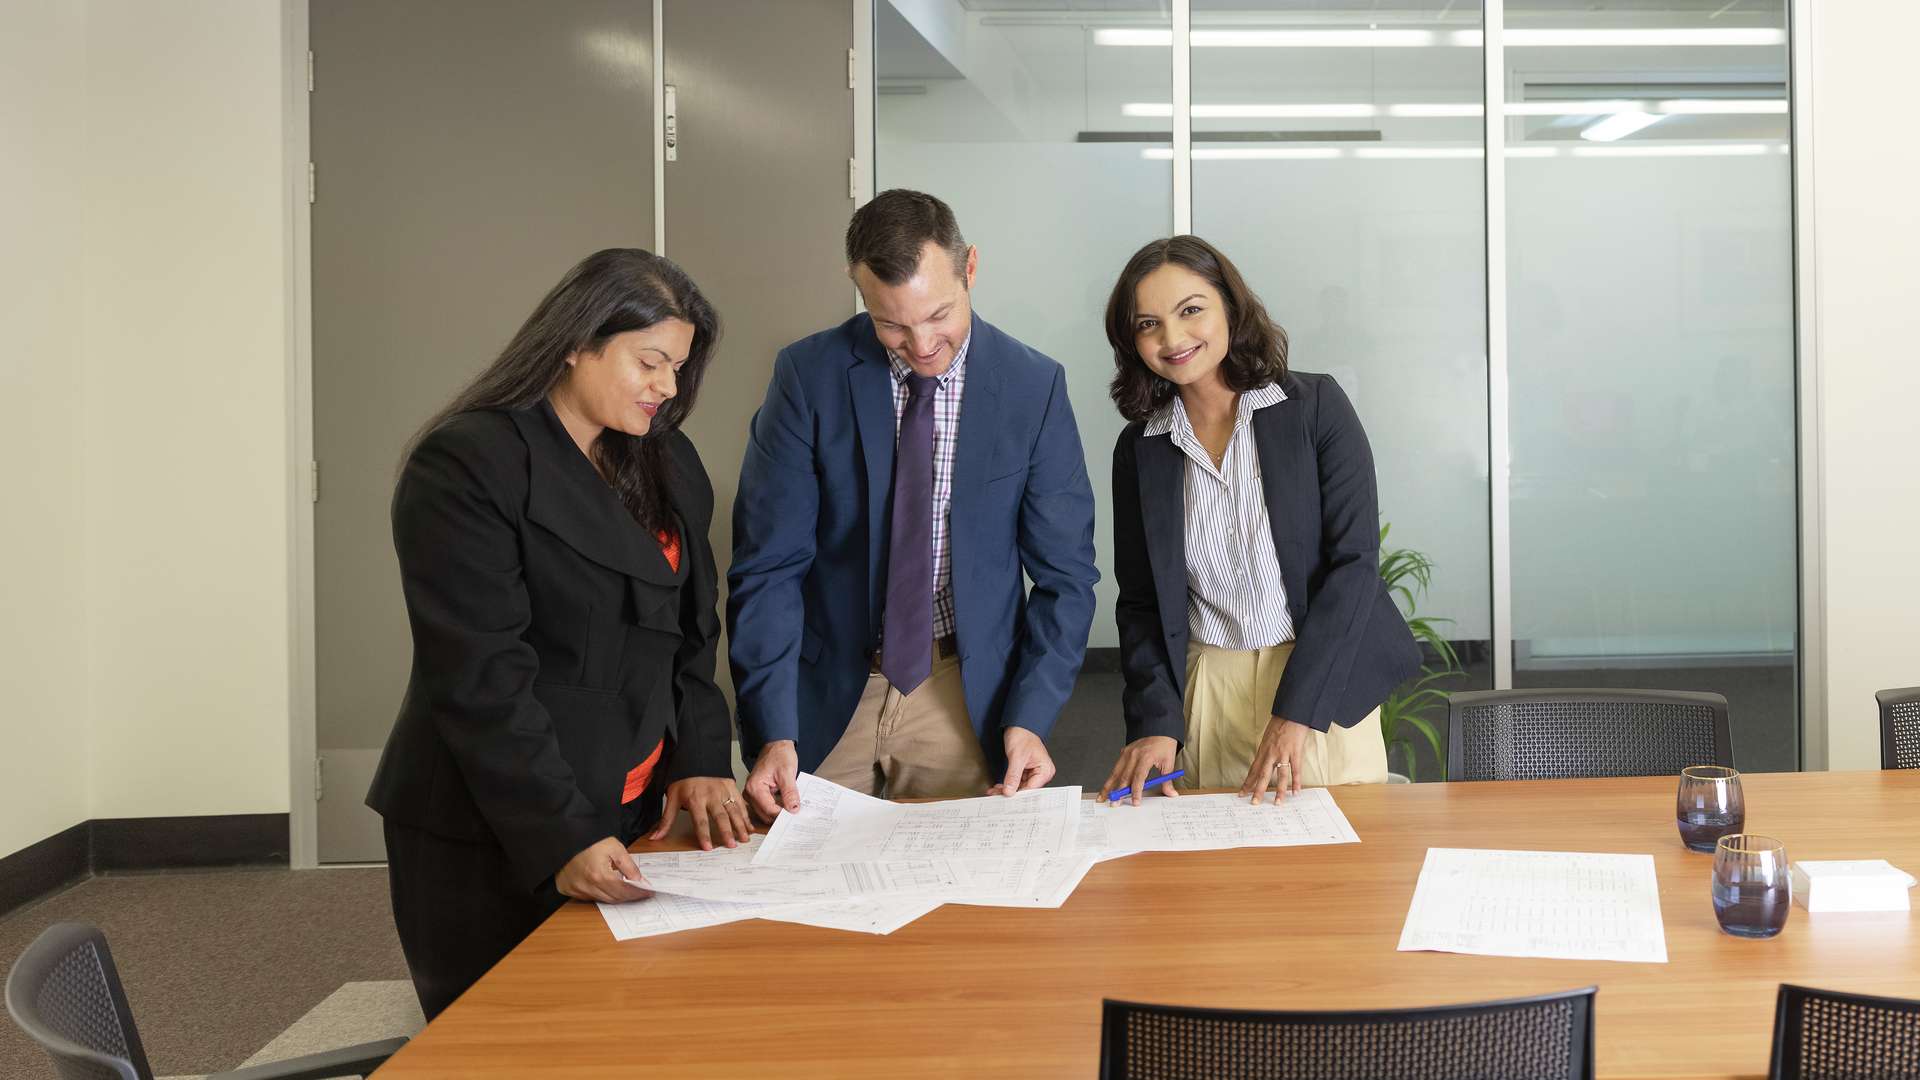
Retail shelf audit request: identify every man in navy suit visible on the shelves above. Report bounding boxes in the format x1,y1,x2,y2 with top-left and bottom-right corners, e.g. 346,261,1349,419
729,190,1098,817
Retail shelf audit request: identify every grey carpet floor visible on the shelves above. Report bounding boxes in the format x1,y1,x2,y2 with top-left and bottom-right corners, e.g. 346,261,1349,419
0,867,408,1080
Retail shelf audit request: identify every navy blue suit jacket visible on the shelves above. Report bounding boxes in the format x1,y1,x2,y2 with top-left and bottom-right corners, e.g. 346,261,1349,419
728,313,1100,772
1112,371,1419,742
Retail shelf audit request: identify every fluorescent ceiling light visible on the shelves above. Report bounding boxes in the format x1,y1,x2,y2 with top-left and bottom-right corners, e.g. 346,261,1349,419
1386,103,1485,118
1507,99,1642,117
1502,28,1786,47
1125,99,1786,123
1580,110,1666,141
1138,143,1781,162
1098,28,1441,47
1124,102,1380,119
1141,147,1344,161
1126,102,1488,119
1655,99,1789,114
1571,143,1774,156
1352,147,1483,159
1097,27,1786,49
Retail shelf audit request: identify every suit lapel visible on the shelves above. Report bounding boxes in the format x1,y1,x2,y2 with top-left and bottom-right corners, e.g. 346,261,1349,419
511,401,682,586
947,320,1001,626
848,324,896,626
1252,388,1308,605
1136,429,1188,683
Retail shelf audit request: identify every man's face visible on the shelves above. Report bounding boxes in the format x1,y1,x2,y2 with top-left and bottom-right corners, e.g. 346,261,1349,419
852,240,978,378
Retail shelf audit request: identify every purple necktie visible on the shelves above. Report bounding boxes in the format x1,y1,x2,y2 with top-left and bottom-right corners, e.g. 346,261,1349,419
880,373,937,694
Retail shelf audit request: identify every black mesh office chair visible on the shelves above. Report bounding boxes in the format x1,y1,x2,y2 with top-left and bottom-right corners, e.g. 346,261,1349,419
1099,987,1597,1080
5,922,408,1080
1769,984,1920,1079
1876,687,1920,770
1447,688,1732,781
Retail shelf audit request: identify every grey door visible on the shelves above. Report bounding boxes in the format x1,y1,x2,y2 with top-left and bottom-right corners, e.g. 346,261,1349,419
311,1,853,862
311,0,657,861
662,0,857,714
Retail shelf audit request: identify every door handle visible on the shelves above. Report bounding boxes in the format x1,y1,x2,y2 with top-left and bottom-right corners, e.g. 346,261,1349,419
664,83,678,162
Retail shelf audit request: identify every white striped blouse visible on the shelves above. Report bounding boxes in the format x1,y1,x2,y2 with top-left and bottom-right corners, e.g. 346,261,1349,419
1142,382,1296,650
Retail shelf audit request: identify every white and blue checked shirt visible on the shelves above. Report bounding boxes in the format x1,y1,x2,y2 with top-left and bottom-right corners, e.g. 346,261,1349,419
888,331,971,641
1143,382,1296,650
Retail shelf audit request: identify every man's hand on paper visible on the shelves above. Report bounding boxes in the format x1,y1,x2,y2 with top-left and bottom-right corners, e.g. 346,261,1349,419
1099,736,1181,806
1241,716,1309,804
649,776,753,850
557,836,653,904
990,726,1057,795
743,740,802,823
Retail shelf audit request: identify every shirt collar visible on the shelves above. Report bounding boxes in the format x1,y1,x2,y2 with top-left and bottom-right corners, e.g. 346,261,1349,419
887,329,972,389
1142,379,1288,439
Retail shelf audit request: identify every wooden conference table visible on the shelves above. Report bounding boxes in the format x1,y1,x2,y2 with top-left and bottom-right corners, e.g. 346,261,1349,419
376,770,1920,1078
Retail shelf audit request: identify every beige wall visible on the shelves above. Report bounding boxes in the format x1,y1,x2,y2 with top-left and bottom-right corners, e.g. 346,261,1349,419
1812,2,1920,770
1,0,292,860
0,2,92,858
78,0,293,819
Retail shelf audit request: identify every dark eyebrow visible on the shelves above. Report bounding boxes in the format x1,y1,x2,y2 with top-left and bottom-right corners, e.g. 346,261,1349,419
1136,294,1205,321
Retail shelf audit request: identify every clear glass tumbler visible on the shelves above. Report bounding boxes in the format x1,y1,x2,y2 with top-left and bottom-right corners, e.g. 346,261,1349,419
1677,765,1745,853
1712,834,1791,939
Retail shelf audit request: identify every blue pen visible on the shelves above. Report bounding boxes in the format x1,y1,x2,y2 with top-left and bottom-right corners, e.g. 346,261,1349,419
1106,769,1185,803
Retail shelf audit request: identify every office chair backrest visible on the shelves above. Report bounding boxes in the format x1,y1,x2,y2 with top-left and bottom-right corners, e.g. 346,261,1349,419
1100,987,1597,1080
1876,687,1920,770
1770,983,1920,1079
1448,688,1732,781
4,922,152,1080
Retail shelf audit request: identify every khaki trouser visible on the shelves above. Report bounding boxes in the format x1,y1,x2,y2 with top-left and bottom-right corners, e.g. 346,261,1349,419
1176,640,1388,790
814,653,993,798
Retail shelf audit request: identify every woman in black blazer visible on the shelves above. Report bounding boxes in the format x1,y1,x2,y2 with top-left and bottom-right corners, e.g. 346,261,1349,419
1098,236,1420,806
366,249,746,1019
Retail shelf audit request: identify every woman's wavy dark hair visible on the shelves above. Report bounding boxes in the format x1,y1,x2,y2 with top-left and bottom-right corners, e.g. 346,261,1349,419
407,248,720,532
1105,235,1288,423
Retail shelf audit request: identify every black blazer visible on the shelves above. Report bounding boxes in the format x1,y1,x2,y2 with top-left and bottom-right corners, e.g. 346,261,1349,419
366,401,732,891
1112,371,1420,743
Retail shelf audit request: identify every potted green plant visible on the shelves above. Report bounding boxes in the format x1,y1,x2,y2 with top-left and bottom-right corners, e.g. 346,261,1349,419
1377,524,1460,781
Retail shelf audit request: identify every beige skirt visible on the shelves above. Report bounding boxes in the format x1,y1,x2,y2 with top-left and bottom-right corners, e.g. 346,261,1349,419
1176,640,1388,790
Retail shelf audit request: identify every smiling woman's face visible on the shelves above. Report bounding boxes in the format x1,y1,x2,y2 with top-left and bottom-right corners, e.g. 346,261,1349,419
1131,263,1231,395
555,319,695,438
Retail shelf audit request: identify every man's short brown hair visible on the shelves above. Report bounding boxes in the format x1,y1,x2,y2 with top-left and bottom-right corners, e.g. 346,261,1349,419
845,189,968,286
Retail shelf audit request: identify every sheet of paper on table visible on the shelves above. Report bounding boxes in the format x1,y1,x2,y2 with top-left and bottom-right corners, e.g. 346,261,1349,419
1397,848,1669,964
623,835,966,904
950,852,1101,909
597,891,810,941
752,773,1080,866
1077,787,1361,854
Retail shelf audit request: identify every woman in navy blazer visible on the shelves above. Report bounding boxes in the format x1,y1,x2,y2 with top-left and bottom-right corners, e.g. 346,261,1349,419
1099,236,1420,805
367,249,747,1019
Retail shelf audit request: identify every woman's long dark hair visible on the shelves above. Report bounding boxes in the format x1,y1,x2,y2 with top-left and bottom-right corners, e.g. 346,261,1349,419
408,248,720,533
1104,235,1288,423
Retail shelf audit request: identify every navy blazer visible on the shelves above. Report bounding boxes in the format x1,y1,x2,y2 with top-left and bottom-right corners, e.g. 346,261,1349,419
728,313,1100,773
1112,371,1419,742
367,402,732,891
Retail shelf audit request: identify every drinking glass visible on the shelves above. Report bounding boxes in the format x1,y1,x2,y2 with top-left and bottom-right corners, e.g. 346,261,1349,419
1712,834,1791,939
1677,766,1745,852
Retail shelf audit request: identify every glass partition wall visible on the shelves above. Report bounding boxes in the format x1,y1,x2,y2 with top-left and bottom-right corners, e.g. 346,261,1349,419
873,0,1798,777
